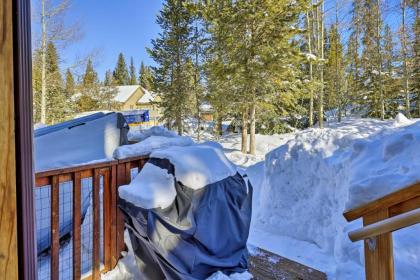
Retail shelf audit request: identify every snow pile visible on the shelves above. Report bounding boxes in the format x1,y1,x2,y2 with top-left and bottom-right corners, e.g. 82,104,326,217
113,135,194,159
34,122,48,129
151,143,237,189
102,231,145,280
252,116,420,279
394,112,413,127
119,163,176,209
217,133,294,168
206,271,253,280
127,126,177,142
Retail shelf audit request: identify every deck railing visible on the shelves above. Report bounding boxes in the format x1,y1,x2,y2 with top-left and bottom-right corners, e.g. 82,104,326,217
35,155,149,280
343,182,420,280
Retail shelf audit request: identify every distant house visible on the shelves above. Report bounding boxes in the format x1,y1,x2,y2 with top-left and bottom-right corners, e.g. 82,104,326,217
200,102,214,121
114,85,161,125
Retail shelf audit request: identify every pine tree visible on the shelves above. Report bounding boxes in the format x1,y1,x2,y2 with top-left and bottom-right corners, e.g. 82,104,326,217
102,70,119,110
45,42,66,124
113,53,130,85
360,0,384,119
32,48,43,123
382,24,399,116
64,69,75,98
325,24,345,121
104,70,114,86
129,57,137,85
148,0,195,135
139,61,154,90
64,68,76,116
346,0,363,111
78,59,100,112
203,0,307,154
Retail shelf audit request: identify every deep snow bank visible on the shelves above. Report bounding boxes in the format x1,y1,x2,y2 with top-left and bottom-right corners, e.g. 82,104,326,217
252,116,420,279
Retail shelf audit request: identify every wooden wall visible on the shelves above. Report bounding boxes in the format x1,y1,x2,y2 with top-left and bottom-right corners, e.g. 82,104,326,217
0,0,19,278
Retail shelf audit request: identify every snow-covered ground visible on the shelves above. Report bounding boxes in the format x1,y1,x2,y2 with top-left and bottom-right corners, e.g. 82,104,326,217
215,115,420,279
104,115,420,279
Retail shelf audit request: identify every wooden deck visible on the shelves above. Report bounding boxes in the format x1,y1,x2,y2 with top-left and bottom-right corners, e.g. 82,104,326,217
249,248,327,280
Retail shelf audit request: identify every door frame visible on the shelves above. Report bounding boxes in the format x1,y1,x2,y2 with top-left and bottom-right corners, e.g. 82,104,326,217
13,0,37,278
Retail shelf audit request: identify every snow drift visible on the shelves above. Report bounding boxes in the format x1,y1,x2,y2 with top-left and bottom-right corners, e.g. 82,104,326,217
252,116,420,279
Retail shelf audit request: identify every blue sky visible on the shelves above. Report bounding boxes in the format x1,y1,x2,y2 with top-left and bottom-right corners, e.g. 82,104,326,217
32,0,164,80
31,0,412,81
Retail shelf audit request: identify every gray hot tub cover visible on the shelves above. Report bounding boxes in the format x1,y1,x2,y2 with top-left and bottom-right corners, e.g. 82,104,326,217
118,157,252,280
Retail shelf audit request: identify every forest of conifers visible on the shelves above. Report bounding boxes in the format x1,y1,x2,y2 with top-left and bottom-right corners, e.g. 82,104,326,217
32,0,419,155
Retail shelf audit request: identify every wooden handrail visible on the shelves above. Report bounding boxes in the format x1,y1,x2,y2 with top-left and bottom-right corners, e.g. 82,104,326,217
348,208,420,242
344,182,420,222
35,159,119,178
342,182,420,280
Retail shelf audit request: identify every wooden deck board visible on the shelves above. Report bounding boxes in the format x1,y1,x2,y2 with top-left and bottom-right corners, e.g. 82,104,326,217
249,248,327,280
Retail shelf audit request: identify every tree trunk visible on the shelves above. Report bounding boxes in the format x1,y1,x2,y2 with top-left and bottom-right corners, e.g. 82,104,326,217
41,0,47,124
249,102,256,155
318,1,325,128
306,10,314,127
241,106,248,154
377,0,384,120
402,0,410,118
335,4,342,123
194,25,201,141
176,112,182,135
217,114,223,139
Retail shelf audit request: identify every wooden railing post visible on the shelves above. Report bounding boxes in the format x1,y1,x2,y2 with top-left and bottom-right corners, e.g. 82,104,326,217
363,209,394,280
115,162,128,262
73,172,82,280
110,165,118,268
102,168,113,271
92,169,101,279
51,175,60,279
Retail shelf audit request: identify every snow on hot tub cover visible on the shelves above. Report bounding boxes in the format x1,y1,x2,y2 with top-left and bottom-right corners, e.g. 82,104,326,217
118,144,252,280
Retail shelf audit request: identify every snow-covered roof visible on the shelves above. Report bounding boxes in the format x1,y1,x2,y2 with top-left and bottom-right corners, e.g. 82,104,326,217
137,87,156,104
200,102,214,112
114,85,141,103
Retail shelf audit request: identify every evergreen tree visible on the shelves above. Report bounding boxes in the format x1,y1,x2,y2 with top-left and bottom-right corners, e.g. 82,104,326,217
64,69,75,98
139,61,154,90
32,48,43,123
148,0,195,135
45,42,66,124
102,69,119,110
129,57,137,85
113,53,130,85
325,24,345,121
64,68,76,116
382,24,399,116
78,59,100,112
360,0,384,119
346,0,363,111
203,0,307,154
104,69,114,86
